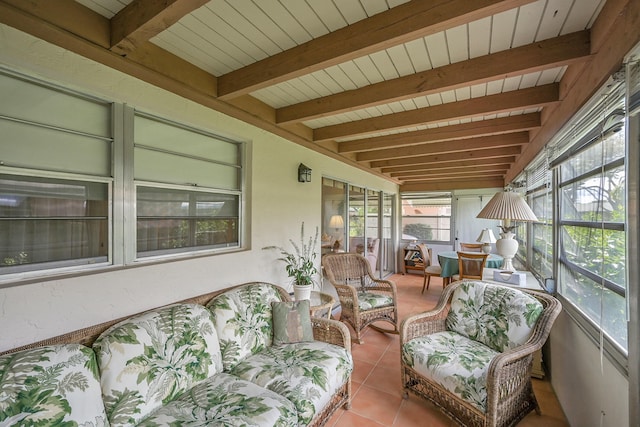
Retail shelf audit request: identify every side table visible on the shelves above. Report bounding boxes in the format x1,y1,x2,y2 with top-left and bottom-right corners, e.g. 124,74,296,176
309,291,335,319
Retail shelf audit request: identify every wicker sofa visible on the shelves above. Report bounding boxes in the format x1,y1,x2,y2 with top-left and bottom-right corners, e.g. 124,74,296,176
400,280,561,427
0,282,353,427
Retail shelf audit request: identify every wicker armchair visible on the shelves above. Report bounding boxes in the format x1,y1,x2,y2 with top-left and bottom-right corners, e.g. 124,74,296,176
400,280,561,427
322,253,399,344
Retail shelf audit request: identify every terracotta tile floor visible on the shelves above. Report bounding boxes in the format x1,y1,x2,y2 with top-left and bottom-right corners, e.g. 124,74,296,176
324,272,569,427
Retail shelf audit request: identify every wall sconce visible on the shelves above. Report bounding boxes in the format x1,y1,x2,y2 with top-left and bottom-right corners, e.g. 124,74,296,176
298,163,312,183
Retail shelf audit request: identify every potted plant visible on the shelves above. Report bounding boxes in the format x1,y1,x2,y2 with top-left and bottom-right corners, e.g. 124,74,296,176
263,223,319,300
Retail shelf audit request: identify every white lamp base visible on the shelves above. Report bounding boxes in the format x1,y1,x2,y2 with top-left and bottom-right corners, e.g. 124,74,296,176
481,243,492,254
495,232,518,271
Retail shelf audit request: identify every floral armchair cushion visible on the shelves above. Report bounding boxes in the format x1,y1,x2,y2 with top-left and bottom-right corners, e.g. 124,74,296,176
93,303,222,426
229,340,353,426
357,291,393,311
402,331,498,412
0,344,108,427
206,283,284,371
445,281,543,353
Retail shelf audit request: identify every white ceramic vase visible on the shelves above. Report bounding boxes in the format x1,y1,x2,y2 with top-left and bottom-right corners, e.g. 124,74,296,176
496,231,519,271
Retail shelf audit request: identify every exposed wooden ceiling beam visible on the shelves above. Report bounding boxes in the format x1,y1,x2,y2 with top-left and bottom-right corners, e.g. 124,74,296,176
371,146,521,168
381,156,517,174
401,177,505,192
1,0,110,47
357,132,529,162
314,84,558,142
402,172,505,182
277,31,589,124
217,0,537,99
338,113,540,153
110,0,209,55
391,164,511,179
0,0,218,96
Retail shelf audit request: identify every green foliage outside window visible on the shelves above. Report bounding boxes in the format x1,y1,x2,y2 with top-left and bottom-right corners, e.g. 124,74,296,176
403,223,433,241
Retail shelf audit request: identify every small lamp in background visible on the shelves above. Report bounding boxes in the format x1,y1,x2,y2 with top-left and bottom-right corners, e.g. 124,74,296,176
476,190,538,271
298,163,312,182
329,215,344,250
476,228,496,254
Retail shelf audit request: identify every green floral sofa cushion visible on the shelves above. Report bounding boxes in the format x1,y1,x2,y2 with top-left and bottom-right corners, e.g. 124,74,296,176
229,341,353,426
93,303,222,426
356,291,393,311
402,331,498,412
206,283,284,371
0,344,108,427
137,372,298,426
445,281,543,352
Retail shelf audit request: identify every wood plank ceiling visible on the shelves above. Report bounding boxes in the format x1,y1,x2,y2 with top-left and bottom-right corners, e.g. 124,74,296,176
0,0,622,191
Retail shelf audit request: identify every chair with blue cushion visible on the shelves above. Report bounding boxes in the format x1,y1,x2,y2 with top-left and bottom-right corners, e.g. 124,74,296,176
323,253,399,344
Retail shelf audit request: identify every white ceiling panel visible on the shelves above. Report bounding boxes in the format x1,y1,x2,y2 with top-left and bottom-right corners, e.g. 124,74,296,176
404,38,432,72
425,32,450,68
490,8,519,53
445,24,470,64
513,1,546,46
537,0,574,39
468,17,492,58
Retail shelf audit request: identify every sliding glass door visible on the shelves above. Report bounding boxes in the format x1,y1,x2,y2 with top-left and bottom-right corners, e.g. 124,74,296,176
322,178,395,277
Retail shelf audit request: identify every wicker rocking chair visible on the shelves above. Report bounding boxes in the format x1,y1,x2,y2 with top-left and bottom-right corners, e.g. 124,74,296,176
322,253,399,344
400,280,561,427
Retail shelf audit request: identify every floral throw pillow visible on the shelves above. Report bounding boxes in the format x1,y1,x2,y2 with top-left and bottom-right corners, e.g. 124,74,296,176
93,303,222,426
272,300,314,345
446,281,543,352
206,283,284,371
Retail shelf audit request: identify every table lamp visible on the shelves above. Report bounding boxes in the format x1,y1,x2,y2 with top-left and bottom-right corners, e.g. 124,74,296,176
476,228,496,254
329,215,344,250
476,190,538,271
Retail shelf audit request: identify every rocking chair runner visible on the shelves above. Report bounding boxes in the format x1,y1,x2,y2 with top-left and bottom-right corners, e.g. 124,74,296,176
322,253,399,344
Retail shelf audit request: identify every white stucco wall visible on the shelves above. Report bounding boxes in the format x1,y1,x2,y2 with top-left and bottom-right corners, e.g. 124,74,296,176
0,24,397,351
549,312,629,427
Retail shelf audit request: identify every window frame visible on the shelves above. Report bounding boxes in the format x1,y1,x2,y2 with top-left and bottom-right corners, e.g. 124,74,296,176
552,89,628,366
129,110,244,262
0,170,113,276
0,70,247,286
400,192,453,244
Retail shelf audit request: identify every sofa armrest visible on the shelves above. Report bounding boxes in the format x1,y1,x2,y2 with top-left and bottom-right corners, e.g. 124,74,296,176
310,317,351,353
400,283,457,343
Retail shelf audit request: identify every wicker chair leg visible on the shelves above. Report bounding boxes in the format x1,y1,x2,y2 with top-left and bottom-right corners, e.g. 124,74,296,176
532,389,542,415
